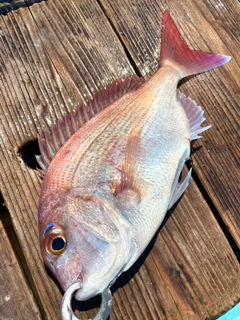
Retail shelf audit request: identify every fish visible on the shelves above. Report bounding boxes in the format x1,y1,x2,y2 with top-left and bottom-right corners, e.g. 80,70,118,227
37,11,230,320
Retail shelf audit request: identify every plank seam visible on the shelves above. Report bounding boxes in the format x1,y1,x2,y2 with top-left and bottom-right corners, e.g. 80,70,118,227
187,163,240,264
96,0,143,78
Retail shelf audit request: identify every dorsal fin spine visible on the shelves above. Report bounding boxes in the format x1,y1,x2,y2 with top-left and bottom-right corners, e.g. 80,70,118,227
70,111,79,132
77,106,85,127
45,131,55,159
58,120,66,145
37,135,50,167
51,125,61,151
35,154,47,175
64,114,72,139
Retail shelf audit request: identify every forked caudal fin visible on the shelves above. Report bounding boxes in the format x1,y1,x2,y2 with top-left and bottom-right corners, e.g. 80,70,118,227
159,11,231,78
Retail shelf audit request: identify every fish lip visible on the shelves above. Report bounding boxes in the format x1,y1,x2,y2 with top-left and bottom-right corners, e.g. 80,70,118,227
65,273,83,293
67,278,83,294
57,270,83,294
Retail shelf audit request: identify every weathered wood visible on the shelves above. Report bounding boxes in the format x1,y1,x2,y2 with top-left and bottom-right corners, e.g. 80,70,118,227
0,0,239,320
99,0,240,247
0,205,41,320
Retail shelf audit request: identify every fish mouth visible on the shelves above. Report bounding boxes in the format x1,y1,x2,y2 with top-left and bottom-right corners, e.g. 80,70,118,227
60,282,112,320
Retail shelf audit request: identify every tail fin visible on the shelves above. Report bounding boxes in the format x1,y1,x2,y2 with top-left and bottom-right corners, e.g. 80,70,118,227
159,11,231,78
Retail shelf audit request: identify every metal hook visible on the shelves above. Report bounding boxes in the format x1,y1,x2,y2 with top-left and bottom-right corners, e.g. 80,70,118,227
61,282,112,320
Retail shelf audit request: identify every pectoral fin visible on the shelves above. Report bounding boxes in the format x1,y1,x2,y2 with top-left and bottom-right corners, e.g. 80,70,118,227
118,128,147,201
168,149,191,209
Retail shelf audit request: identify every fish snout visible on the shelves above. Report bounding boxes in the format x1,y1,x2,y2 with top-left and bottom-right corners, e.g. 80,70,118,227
58,268,83,294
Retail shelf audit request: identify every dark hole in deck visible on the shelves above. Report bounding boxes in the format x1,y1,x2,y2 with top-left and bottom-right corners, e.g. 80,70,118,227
0,0,45,15
18,139,41,170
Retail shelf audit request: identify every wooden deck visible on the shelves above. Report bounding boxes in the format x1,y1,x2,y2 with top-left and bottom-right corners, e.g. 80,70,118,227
0,0,239,319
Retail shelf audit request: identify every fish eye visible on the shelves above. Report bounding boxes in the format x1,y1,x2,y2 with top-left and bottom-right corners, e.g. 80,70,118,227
52,237,65,251
44,225,67,255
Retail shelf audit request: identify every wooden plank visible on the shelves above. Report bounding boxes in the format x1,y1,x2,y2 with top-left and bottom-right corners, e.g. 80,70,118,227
0,1,239,320
0,198,41,320
99,0,240,246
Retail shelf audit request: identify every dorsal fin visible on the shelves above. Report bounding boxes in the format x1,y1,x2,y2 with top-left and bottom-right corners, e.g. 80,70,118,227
36,75,144,176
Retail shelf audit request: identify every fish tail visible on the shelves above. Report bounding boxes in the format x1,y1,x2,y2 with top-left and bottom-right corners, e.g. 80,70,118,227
159,11,231,78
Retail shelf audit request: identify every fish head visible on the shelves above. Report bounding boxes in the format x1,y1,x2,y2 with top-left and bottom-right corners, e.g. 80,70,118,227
38,187,133,301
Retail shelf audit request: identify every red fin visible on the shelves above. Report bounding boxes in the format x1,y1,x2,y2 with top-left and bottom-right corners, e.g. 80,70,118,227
36,75,144,174
159,11,231,78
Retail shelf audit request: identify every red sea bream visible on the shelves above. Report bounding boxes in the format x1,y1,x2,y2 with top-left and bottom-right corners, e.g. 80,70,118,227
37,11,230,320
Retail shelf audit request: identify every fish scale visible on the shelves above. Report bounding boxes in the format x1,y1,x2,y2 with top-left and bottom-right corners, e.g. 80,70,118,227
36,11,231,320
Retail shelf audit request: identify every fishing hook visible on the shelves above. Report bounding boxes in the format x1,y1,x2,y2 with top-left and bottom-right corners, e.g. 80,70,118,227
61,282,112,320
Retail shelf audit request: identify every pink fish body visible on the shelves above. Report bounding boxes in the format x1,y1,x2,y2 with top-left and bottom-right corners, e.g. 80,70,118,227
37,11,230,319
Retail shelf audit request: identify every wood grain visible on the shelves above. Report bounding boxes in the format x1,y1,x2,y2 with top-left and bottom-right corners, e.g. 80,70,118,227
0,207,41,320
0,0,239,319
